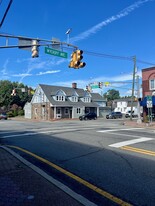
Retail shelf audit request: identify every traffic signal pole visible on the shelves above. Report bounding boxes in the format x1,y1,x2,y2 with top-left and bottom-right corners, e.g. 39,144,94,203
0,33,78,49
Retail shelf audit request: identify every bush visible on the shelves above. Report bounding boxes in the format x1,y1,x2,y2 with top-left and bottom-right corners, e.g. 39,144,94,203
143,115,149,123
18,109,24,116
7,111,14,117
12,110,18,117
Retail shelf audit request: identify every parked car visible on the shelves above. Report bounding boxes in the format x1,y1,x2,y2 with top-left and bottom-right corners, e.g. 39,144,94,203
0,113,8,120
79,112,97,121
125,111,138,118
106,112,122,119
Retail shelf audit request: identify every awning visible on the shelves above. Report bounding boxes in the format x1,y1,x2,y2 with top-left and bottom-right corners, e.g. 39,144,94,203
140,96,155,106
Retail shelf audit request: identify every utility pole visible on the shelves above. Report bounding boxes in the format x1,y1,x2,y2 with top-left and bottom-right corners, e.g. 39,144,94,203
130,56,136,121
136,75,142,123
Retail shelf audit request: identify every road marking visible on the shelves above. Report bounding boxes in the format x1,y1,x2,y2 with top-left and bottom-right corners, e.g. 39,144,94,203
0,126,99,139
1,146,96,206
97,128,144,133
1,130,54,138
109,137,153,148
6,145,132,206
121,146,155,156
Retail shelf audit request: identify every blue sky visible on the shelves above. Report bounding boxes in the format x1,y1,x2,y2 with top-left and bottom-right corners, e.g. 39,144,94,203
0,0,155,96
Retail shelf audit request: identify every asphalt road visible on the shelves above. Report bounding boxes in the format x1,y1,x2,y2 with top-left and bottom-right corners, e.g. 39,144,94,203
1,118,155,206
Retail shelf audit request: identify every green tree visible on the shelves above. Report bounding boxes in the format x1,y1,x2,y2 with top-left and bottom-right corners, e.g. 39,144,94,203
0,80,34,112
103,89,120,101
0,80,13,110
103,89,120,111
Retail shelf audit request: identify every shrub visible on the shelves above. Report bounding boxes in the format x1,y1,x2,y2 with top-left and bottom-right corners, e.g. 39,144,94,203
7,111,14,117
143,115,149,123
18,109,24,116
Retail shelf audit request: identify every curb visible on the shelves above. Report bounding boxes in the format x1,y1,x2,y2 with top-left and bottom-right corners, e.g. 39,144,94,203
1,146,97,206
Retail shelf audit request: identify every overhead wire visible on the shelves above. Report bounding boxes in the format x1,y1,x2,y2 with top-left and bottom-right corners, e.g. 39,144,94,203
0,0,13,28
63,46,155,66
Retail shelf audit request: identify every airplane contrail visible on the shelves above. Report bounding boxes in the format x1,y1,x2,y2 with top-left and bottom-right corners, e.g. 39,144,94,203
70,0,153,43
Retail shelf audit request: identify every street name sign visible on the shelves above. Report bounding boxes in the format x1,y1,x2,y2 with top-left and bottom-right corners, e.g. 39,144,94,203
104,82,110,87
147,96,152,108
90,85,99,89
147,101,152,108
45,47,68,58
147,96,152,101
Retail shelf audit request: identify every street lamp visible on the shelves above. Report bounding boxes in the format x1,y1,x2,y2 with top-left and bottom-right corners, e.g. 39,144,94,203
65,28,72,44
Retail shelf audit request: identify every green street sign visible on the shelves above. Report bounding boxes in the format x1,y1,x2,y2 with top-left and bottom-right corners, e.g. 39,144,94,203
45,47,68,58
90,85,99,89
147,95,152,101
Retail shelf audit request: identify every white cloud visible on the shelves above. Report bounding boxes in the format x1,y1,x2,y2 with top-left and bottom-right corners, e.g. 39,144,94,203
12,0,149,84
12,73,32,77
36,70,61,75
70,0,152,43
53,71,142,96
1,59,9,75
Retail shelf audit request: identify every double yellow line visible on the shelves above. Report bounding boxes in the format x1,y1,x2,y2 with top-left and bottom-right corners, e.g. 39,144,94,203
121,146,155,156
7,145,132,206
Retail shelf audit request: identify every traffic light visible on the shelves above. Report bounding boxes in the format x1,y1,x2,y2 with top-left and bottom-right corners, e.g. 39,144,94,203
86,85,91,92
68,50,86,69
75,50,86,69
31,40,39,58
11,89,16,96
68,51,77,68
98,82,103,88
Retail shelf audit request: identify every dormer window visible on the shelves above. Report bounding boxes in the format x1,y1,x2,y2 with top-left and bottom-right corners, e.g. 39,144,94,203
71,96,78,102
54,89,66,102
56,95,65,101
84,97,91,103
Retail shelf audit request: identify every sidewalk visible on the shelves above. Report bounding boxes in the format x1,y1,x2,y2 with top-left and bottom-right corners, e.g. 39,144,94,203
123,119,155,129
0,146,92,206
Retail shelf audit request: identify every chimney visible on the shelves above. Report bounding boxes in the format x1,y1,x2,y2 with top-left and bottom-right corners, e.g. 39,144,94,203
72,83,77,89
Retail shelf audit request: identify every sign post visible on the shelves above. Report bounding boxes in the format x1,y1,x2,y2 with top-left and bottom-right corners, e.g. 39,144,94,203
147,96,152,108
45,47,68,58
147,96,152,123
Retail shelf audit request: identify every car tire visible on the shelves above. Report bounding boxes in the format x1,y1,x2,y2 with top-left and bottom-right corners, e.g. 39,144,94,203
106,116,109,119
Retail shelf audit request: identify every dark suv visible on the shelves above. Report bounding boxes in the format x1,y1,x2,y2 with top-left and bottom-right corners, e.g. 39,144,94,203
79,112,97,121
0,113,7,120
106,112,122,119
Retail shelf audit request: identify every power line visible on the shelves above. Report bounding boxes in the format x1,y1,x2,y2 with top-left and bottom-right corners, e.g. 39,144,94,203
63,47,155,66
84,50,133,61
83,50,155,66
0,0,13,28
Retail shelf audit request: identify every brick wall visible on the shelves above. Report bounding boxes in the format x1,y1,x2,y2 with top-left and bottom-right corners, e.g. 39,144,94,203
32,103,52,120
142,67,155,97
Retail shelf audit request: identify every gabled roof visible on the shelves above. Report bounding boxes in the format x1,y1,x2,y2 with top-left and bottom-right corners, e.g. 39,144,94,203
91,93,106,101
38,84,104,107
39,84,85,97
113,98,133,102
